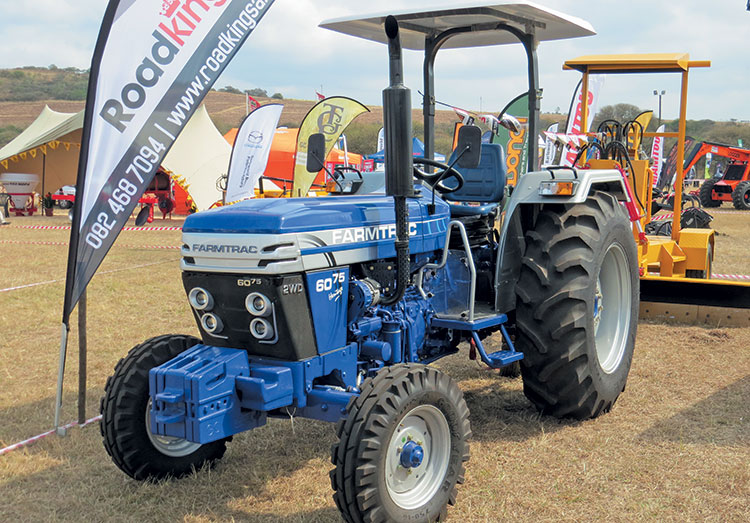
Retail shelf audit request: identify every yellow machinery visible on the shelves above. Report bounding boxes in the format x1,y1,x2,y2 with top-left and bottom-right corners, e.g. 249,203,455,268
563,54,750,325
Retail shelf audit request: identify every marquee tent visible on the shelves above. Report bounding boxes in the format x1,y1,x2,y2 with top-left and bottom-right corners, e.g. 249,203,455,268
0,104,260,211
0,106,83,198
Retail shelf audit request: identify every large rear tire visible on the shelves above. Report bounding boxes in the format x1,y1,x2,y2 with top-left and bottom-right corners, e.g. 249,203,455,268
330,364,471,523
731,181,750,210
699,180,721,208
515,192,639,419
100,334,228,480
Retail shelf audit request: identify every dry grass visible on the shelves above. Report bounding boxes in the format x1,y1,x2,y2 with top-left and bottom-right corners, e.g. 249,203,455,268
0,211,749,522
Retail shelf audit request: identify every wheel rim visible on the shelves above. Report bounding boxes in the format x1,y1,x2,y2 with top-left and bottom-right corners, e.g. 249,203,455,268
145,399,201,457
385,405,451,510
594,242,631,374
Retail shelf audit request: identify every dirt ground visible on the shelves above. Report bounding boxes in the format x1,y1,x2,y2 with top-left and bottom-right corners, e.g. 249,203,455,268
0,209,748,522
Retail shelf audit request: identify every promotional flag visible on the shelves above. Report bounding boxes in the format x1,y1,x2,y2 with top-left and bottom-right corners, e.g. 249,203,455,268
494,92,529,186
542,122,559,167
628,110,653,151
376,126,385,153
247,94,260,112
659,136,696,190
316,91,325,101
55,0,275,428
225,103,282,203
650,124,665,186
562,76,604,166
705,151,712,179
63,0,275,324
293,96,368,196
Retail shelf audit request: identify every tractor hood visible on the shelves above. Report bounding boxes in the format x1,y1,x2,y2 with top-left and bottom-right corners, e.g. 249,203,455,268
180,188,450,274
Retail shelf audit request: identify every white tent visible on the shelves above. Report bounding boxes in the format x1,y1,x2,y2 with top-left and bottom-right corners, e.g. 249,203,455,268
0,106,84,197
0,104,268,211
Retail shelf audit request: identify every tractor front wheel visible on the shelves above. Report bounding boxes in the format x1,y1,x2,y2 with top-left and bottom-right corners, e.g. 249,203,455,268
515,192,639,419
100,334,228,480
731,181,750,210
330,364,471,522
699,180,721,208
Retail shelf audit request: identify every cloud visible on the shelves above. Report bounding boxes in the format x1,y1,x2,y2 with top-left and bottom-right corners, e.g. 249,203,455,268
0,0,748,120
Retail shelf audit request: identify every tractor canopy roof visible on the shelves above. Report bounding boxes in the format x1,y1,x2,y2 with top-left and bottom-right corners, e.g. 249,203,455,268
319,1,595,49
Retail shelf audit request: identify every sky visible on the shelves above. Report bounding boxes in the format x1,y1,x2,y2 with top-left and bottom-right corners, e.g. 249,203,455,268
1,0,748,122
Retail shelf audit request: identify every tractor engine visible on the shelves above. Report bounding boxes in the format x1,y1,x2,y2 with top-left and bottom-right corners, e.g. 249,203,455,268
150,188,498,444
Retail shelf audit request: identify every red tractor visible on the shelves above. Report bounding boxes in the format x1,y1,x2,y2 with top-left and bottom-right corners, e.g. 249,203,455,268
688,141,750,210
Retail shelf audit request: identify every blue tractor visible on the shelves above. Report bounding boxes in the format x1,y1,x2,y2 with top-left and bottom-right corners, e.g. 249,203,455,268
101,6,638,522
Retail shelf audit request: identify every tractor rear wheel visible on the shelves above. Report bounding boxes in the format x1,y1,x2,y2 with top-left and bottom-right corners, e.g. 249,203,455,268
330,364,471,523
100,334,228,480
515,192,638,419
731,181,750,210
699,180,721,208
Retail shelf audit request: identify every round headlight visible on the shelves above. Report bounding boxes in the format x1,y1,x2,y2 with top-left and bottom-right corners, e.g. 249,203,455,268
245,292,271,317
200,312,223,334
250,317,274,340
189,287,213,311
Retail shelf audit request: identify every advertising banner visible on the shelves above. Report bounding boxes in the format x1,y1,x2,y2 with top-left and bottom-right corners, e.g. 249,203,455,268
225,103,283,203
292,97,368,196
62,0,275,323
561,76,604,166
494,93,528,186
650,124,665,186
542,122,559,167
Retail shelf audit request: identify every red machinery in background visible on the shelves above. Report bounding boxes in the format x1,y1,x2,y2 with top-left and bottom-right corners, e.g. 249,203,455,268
687,141,750,210
52,167,176,221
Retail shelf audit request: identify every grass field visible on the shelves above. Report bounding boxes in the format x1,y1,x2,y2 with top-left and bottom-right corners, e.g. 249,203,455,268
1,206,748,522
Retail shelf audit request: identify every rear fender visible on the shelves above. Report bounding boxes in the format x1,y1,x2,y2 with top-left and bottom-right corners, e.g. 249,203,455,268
494,168,630,313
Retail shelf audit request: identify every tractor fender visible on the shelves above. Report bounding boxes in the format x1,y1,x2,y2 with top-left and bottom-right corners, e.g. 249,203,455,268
494,168,630,313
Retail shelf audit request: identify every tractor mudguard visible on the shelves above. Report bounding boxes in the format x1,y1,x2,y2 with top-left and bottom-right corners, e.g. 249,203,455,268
494,168,630,312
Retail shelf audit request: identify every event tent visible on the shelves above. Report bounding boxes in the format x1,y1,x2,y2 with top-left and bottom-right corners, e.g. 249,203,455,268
0,106,83,198
0,104,263,211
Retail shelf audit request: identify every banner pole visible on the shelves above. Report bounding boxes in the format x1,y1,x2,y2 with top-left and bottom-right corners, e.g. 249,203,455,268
54,322,70,435
77,290,87,424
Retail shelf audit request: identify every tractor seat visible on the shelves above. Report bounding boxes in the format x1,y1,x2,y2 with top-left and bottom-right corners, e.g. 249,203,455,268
442,143,506,217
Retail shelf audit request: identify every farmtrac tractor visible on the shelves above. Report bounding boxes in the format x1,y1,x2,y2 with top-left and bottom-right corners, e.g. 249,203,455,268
101,6,638,522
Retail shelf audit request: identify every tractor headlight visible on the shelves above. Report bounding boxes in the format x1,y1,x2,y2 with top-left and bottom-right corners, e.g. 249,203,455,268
250,317,274,340
189,287,214,311
200,312,223,334
245,292,271,317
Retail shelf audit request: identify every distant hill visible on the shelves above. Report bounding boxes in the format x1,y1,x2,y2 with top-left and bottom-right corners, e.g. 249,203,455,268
0,66,89,102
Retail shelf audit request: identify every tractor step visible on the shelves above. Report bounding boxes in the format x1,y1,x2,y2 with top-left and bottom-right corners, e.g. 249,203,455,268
485,350,524,367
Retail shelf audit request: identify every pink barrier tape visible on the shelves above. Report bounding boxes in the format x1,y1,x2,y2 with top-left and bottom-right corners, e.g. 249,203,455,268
0,258,178,293
0,415,102,456
712,273,750,281
0,239,179,250
10,225,183,231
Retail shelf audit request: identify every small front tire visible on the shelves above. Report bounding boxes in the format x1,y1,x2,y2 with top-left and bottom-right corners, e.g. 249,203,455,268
330,364,471,522
100,334,228,480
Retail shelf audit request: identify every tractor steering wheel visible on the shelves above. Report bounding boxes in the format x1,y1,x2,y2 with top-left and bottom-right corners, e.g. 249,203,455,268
413,157,464,194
